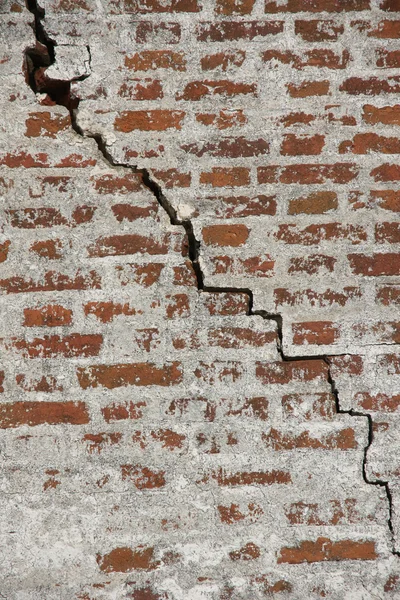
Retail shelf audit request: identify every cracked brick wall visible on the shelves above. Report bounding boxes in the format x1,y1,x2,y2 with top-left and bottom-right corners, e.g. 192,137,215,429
1,0,400,597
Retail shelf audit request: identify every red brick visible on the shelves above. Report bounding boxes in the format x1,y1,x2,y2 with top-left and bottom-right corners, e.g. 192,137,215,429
376,48,400,68
275,287,361,307
264,49,349,70
0,240,10,263
366,20,400,38
200,167,250,187
216,0,255,13
328,354,364,376
348,253,400,275
125,51,186,71
380,0,400,10
288,191,338,214
202,292,249,316
0,270,100,294
340,133,400,154
356,392,400,412
265,0,369,11
116,263,164,288
263,427,357,450
196,110,247,129
256,360,328,384
84,301,139,323
182,137,268,158
194,361,244,384
25,111,70,138
8,334,102,358
8,207,67,228
102,400,146,422
114,110,185,132
226,397,269,420
375,222,400,243
284,499,362,526
77,362,183,389
152,169,191,188
121,465,166,489
288,254,336,274
88,234,169,257
177,80,257,101
371,163,400,182
0,401,89,428
30,239,63,259
278,537,377,564
202,224,249,247
340,76,400,95
15,374,63,393
281,134,325,156
201,50,246,71
83,432,122,454
363,104,400,125
376,284,400,305
92,172,144,194
118,79,163,101
287,80,330,97
275,223,366,245
218,502,264,524
229,542,260,561
23,305,72,327
111,203,158,222
196,21,283,42
295,19,344,41
0,151,49,168
97,545,159,573
292,321,340,345
208,327,277,348
258,163,358,184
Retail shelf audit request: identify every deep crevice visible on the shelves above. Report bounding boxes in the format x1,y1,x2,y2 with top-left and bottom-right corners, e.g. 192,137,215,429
24,0,399,557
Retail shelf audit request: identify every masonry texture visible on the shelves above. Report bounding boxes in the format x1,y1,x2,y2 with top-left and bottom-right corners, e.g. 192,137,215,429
1,0,400,597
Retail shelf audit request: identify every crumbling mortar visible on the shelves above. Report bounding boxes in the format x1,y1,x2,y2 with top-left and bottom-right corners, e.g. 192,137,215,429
24,0,400,557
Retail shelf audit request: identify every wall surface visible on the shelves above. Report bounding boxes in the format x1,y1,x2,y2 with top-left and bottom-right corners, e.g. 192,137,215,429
1,0,400,597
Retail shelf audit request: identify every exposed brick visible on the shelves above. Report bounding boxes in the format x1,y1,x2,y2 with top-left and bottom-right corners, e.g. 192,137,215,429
200,167,250,187
7,334,102,358
256,360,328,384
0,401,89,428
125,51,186,71
88,234,169,257
295,19,344,41
177,80,257,101
77,362,183,389
97,545,159,573
23,305,73,327
263,427,357,450
292,321,340,345
288,191,338,214
196,21,284,42
278,537,377,564
114,110,185,132
202,224,249,247
265,0,370,11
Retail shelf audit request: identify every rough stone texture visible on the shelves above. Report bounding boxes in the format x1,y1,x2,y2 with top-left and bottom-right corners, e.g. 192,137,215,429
1,0,400,597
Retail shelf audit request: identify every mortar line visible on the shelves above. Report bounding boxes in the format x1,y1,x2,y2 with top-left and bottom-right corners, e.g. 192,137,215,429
23,0,399,556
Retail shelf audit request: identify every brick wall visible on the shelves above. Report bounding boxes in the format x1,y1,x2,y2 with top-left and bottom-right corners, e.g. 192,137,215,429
1,0,400,597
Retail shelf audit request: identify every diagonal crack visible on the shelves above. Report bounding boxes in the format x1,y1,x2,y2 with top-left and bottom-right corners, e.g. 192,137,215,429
23,0,399,556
